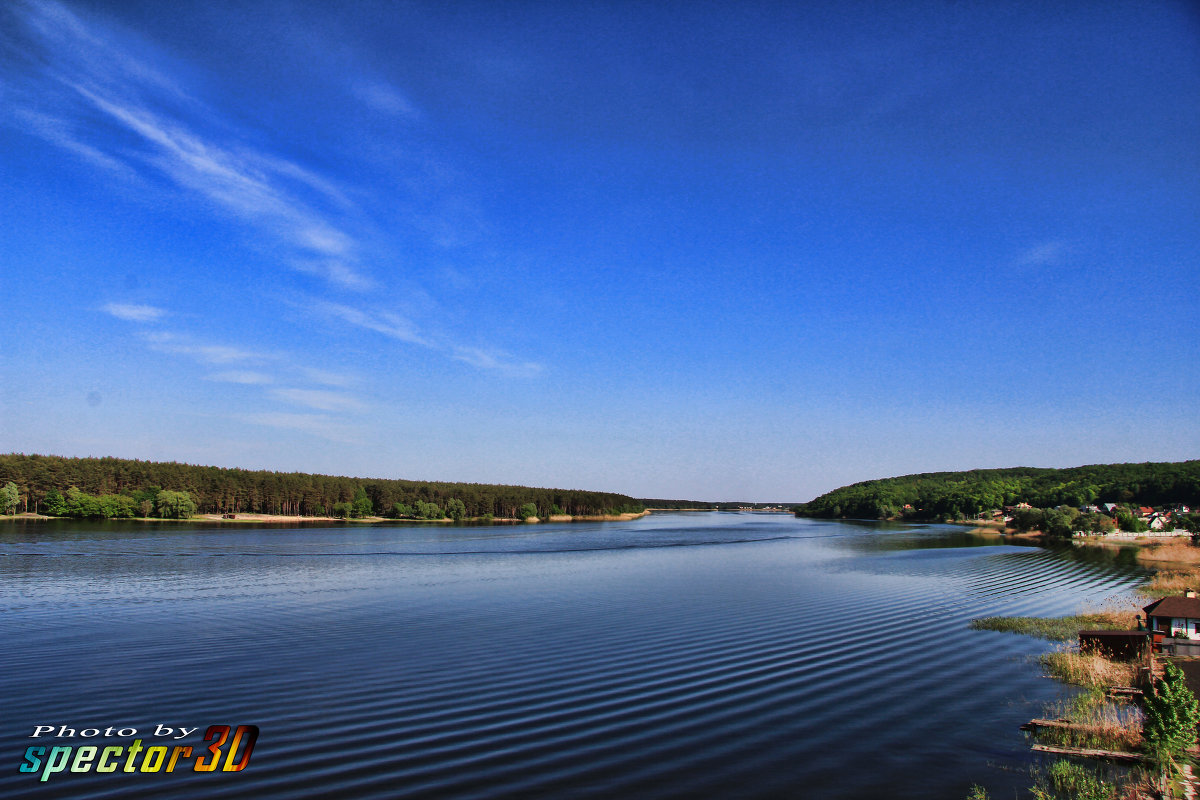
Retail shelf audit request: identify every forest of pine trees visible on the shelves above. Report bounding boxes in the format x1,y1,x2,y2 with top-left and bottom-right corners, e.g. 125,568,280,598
0,454,645,520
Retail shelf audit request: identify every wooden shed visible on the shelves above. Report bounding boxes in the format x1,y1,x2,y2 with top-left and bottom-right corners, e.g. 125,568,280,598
1078,630,1149,661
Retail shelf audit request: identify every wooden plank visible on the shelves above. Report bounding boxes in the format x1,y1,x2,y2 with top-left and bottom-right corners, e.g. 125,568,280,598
1030,743,1145,763
1021,718,1076,731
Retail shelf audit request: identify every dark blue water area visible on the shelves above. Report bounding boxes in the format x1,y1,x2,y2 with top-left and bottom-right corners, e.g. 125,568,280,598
0,513,1147,799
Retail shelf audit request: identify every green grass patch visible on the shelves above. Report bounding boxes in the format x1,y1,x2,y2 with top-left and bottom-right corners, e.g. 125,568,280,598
968,614,1128,642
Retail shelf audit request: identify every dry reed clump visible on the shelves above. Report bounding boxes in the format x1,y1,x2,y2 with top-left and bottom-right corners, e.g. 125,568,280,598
1073,601,1142,631
1135,540,1200,566
1040,648,1140,690
1125,539,1200,596
1138,568,1200,597
1037,689,1144,752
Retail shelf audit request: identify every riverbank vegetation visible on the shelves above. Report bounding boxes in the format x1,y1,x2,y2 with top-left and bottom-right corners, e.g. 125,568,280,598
968,608,1200,798
1039,650,1141,691
797,461,1200,522
1126,541,1200,598
970,613,1135,642
0,454,645,521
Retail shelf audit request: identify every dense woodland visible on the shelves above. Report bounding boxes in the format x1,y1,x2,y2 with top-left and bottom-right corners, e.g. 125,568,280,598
797,461,1200,521
0,454,645,520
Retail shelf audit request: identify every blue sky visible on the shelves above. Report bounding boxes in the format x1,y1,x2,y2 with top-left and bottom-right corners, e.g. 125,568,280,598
1,0,1197,502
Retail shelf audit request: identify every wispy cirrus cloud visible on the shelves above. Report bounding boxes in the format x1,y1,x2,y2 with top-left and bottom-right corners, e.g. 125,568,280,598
237,412,363,445
12,1,543,379
301,368,356,388
18,109,139,180
11,1,372,292
354,81,421,120
1014,240,1069,268
312,301,428,345
271,388,366,413
309,299,545,376
452,346,543,377
102,302,166,322
142,331,266,365
205,370,274,385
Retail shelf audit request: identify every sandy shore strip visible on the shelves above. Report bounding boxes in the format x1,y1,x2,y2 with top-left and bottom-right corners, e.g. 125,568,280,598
3,510,652,524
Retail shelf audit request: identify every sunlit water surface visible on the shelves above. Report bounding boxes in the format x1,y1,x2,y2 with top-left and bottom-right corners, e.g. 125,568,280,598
0,513,1146,798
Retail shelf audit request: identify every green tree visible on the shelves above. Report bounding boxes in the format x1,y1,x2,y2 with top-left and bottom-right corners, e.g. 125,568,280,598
1075,512,1116,534
330,501,353,518
155,490,196,519
1010,507,1046,532
1177,514,1200,534
1115,510,1149,533
131,487,160,518
1,481,18,514
1042,507,1081,539
64,487,101,517
414,500,443,520
445,498,466,521
1142,661,1200,779
99,494,137,518
351,486,373,518
43,489,66,517
519,502,539,520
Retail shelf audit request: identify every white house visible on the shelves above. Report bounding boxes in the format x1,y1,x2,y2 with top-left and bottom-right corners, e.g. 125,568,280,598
1144,590,1200,639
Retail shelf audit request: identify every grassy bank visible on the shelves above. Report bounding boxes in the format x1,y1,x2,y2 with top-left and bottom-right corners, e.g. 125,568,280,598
970,612,1137,642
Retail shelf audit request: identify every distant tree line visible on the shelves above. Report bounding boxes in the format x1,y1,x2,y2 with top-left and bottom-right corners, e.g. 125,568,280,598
638,499,799,510
639,498,719,509
0,454,645,520
796,461,1200,522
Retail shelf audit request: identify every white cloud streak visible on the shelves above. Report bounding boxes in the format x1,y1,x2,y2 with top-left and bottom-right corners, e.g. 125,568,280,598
452,346,543,377
301,368,356,388
310,299,545,376
271,388,366,412
354,81,421,120
237,412,362,444
1014,241,1068,268
102,302,166,322
206,371,274,385
13,1,543,379
313,301,428,345
142,331,265,365
13,1,372,292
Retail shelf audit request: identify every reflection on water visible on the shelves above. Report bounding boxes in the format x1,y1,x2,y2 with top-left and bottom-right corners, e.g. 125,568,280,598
0,513,1147,799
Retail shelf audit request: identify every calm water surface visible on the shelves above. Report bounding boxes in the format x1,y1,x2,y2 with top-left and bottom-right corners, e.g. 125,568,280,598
0,513,1146,799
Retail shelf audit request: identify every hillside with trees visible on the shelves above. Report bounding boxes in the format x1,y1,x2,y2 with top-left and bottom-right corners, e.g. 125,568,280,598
796,461,1200,521
0,454,644,520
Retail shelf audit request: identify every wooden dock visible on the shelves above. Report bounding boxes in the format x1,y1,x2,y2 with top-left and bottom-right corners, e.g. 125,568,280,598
1029,743,1146,763
1021,718,1078,732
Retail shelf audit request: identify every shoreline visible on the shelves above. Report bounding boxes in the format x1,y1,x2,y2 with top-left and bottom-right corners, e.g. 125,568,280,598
1,510,652,525
954,519,1200,600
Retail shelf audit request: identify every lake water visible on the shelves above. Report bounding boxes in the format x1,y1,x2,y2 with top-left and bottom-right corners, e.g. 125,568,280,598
0,513,1146,799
